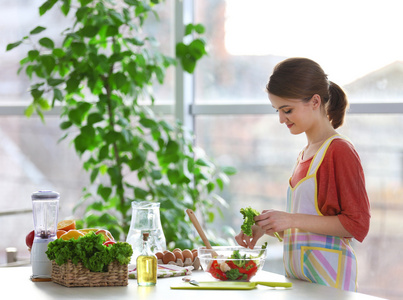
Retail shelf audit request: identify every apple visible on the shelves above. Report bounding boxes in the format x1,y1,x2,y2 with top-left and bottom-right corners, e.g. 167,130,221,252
26,230,35,249
95,229,114,242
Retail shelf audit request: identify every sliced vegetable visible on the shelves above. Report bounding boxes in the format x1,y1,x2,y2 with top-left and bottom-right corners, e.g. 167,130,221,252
208,259,227,280
103,240,116,247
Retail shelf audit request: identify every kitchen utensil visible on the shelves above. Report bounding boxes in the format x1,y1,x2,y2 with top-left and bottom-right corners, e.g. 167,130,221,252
185,209,218,256
171,281,292,290
182,277,199,286
31,190,60,281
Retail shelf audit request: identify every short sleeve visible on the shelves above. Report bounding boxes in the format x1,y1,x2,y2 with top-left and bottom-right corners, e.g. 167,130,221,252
317,139,371,242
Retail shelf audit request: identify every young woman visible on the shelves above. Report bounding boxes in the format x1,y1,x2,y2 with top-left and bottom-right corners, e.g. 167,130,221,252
235,58,370,291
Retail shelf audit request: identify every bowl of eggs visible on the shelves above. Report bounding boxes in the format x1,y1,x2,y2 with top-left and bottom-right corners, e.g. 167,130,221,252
198,245,267,281
154,248,200,269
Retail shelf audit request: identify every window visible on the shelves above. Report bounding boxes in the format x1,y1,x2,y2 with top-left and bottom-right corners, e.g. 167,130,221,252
195,0,403,104
1,1,402,299
194,1,403,299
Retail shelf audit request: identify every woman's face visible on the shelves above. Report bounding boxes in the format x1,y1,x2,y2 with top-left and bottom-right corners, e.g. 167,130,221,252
269,93,317,135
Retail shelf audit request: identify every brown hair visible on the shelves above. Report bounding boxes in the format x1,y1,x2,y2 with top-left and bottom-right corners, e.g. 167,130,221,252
266,57,348,129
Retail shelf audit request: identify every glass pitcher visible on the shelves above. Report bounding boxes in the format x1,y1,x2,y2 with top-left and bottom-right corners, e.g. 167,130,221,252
126,201,166,264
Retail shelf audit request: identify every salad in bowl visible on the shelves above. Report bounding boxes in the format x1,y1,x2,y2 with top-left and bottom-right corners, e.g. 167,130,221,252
198,243,267,281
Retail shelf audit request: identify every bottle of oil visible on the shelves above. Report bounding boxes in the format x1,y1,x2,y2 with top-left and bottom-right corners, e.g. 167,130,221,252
136,232,157,286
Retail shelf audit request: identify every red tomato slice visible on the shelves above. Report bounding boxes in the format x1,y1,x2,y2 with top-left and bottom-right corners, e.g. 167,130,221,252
208,260,227,280
103,240,116,247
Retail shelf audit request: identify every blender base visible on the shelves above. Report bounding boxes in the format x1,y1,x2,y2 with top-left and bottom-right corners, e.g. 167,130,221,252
31,239,54,280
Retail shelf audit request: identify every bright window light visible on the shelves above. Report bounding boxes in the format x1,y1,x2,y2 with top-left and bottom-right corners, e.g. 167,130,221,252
225,0,403,84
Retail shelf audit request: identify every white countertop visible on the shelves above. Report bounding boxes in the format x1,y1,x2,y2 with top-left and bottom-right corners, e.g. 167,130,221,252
0,266,386,300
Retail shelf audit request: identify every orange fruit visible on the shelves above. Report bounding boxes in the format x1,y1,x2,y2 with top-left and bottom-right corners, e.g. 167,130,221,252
57,219,76,231
57,230,67,238
79,228,99,235
60,230,85,241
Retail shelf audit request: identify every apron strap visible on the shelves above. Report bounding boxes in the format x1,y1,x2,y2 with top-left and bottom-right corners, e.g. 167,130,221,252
307,134,348,176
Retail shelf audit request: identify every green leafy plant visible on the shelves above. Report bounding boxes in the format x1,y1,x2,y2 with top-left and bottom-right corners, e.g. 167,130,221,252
7,0,235,248
46,232,132,272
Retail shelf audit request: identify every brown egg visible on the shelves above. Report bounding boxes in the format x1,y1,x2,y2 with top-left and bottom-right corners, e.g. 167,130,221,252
182,249,193,261
162,251,176,264
173,250,184,262
163,250,169,254
173,248,181,252
155,252,163,260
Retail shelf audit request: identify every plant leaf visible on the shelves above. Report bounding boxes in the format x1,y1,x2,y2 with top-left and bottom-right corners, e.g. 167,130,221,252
25,104,35,117
47,78,64,86
39,37,55,49
39,0,58,16
30,26,46,35
28,50,40,61
60,121,72,130
6,41,22,51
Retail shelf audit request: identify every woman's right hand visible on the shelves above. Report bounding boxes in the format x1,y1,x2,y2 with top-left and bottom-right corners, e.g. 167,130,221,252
235,225,265,249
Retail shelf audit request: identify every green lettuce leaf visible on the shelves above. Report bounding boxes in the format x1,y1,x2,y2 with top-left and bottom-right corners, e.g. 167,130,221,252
240,206,260,236
46,232,133,272
240,207,283,242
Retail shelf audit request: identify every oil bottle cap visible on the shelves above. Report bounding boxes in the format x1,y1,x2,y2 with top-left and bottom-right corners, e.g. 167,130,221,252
143,232,150,241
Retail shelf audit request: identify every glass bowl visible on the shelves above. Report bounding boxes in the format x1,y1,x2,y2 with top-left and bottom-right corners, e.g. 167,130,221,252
198,245,267,281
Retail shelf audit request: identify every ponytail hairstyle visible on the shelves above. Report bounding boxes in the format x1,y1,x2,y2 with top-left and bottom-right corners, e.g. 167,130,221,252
266,58,349,129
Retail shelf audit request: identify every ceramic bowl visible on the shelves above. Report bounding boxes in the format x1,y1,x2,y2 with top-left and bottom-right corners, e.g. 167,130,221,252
198,245,267,281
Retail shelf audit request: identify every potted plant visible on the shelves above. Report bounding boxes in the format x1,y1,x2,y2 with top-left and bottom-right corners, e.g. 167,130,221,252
7,0,235,249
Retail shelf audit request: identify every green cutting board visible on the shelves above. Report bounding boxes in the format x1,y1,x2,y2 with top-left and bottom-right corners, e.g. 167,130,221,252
170,281,292,290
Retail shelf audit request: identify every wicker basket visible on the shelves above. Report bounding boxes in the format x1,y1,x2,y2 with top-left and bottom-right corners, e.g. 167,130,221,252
51,260,128,287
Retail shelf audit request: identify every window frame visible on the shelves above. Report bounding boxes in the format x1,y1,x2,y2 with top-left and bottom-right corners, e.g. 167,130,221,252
3,102,403,117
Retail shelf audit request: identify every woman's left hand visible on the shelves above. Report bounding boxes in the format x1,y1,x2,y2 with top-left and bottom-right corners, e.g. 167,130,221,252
234,225,265,249
254,209,293,235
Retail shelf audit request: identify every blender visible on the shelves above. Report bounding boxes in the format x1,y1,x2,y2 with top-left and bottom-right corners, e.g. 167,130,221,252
30,190,59,281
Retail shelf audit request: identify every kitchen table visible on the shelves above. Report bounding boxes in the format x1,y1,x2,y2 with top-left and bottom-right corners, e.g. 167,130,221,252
0,266,385,300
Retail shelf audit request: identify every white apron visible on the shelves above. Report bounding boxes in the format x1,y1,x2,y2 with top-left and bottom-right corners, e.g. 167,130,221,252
283,134,358,291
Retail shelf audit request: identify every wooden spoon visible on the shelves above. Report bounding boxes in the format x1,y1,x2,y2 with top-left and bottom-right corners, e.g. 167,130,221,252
186,209,218,257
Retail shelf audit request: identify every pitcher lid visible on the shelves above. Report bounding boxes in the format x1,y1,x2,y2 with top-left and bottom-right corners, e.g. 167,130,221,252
31,190,60,200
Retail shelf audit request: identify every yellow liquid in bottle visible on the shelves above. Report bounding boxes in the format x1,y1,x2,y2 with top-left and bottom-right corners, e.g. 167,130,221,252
136,255,157,286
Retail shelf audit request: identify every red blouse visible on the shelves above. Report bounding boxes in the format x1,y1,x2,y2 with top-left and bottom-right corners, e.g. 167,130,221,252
290,138,370,242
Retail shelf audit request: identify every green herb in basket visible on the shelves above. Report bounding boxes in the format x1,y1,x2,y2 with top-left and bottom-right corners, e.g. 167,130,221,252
46,232,133,272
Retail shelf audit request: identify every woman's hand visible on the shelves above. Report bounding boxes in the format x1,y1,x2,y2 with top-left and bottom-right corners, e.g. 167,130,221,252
235,225,264,249
254,209,292,235
255,210,353,239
